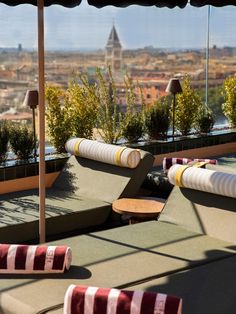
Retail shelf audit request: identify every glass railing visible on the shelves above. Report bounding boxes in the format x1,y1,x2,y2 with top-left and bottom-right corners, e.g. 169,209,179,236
0,3,235,131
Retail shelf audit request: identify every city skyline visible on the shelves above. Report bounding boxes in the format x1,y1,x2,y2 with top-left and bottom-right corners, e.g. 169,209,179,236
0,3,235,51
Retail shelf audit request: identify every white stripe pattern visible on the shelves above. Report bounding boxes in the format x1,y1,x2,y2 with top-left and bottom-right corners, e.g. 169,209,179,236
65,247,72,271
64,284,75,314
154,293,167,314
107,288,120,314
130,290,143,314
44,246,56,270
84,287,99,314
25,245,37,270
7,245,18,270
168,164,236,198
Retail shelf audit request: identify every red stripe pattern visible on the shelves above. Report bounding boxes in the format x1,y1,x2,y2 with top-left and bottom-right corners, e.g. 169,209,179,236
163,157,217,173
0,244,10,269
64,285,182,314
0,244,72,274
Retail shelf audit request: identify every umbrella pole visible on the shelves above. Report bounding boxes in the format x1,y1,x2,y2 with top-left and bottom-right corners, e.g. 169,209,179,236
37,0,46,244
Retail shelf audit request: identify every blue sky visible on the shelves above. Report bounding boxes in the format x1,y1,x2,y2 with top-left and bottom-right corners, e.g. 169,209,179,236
0,3,235,50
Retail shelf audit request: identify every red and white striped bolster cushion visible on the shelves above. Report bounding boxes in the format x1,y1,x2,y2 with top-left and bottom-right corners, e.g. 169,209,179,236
64,285,182,314
163,157,217,173
0,244,72,274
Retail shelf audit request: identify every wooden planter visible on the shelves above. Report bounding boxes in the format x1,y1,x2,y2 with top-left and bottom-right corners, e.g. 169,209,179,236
0,156,69,194
128,129,236,166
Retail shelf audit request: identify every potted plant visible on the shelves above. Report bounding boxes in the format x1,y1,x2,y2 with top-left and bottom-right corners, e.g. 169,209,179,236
175,76,202,136
196,106,215,134
95,67,122,144
222,76,236,127
121,112,144,143
9,124,35,160
0,120,10,163
145,98,170,140
46,85,73,153
121,75,145,143
66,77,98,139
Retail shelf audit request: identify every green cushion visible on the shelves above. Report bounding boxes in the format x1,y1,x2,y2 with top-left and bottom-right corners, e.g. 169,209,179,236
131,255,236,314
0,189,110,243
206,163,236,173
0,149,154,243
159,185,236,243
0,221,234,314
53,151,154,203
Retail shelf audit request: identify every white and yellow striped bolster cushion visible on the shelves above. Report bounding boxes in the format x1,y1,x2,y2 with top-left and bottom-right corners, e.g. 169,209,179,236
65,138,141,168
168,164,236,198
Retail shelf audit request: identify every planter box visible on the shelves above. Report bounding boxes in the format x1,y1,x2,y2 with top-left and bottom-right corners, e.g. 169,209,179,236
128,128,236,155
0,156,69,194
128,129,236,166
0,128,235,193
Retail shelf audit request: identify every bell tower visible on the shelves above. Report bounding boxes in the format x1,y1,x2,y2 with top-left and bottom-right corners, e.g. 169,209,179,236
105,24,122,73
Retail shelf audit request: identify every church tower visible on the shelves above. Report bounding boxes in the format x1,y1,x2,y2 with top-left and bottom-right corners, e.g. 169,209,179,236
105,25,122,73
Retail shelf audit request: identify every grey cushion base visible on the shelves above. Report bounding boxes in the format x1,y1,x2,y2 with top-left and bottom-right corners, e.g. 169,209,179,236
54,153,154,204
160,186,236,243
0,221,235,314
0,188,110,243
131,255,236,314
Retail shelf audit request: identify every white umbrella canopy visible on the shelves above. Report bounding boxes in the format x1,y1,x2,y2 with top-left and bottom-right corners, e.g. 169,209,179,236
1,0,81,244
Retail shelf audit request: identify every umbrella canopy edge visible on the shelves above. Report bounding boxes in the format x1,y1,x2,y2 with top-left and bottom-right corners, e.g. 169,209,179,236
87,0,235,7
0,0,81,7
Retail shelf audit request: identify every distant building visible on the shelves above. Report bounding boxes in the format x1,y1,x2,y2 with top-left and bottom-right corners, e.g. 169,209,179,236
18,44,22,52
105,25,122,73
0,107,31,122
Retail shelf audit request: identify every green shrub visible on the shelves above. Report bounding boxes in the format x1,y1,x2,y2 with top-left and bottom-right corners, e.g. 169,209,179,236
195,106,215,134
46,85,73,153
145,99,170,139
222,76,236,127
9,124,35,160
175,76,202,136
0,120,10,163
121,113,144,142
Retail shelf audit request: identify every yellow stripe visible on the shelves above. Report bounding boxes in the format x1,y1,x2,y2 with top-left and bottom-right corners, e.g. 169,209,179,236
74,138,85,156
115,147,127,167
192,161,208,168
175,165,191,187
175,162,208,187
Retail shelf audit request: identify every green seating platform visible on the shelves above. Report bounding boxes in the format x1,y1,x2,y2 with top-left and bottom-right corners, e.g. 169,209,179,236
0,221,235,314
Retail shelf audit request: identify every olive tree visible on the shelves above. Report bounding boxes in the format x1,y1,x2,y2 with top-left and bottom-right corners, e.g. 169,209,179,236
95,67,122,144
